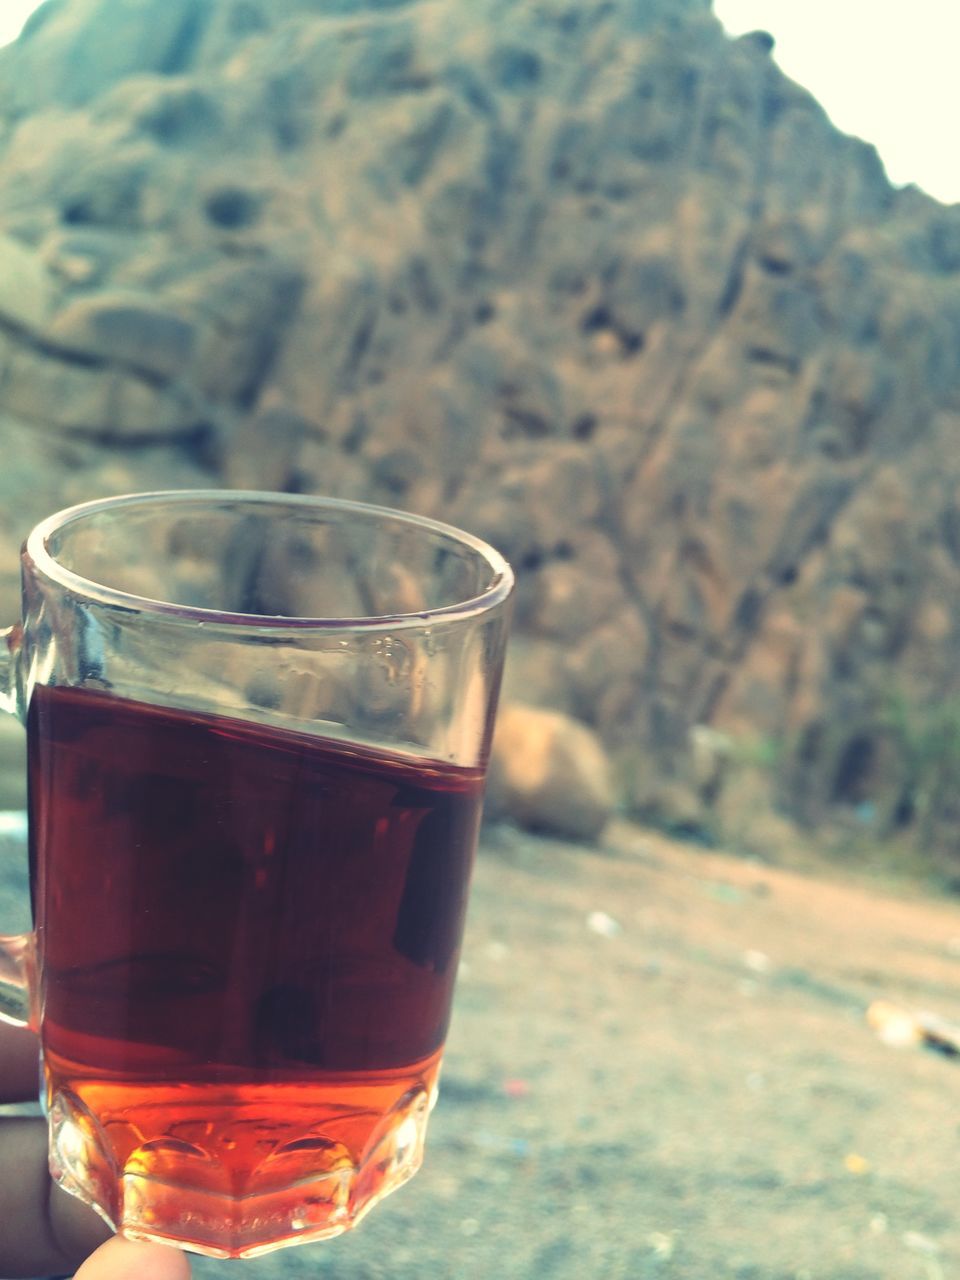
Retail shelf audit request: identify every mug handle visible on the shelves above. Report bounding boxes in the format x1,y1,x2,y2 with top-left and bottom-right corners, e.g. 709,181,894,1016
0,624,35,1029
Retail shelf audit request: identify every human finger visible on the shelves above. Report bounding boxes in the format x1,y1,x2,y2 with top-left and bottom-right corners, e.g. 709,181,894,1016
0,1115,109,1277
74,1236,191,1280
0,1021,41,1103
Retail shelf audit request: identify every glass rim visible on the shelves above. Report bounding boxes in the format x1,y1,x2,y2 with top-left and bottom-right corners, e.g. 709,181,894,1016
24,490,515,632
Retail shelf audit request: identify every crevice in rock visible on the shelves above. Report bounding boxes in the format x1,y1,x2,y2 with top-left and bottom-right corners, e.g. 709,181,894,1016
716,245,749,317
746,345,799,374
204,187,262,230
159,0,216,75
831,733,876,805
27,415,214,451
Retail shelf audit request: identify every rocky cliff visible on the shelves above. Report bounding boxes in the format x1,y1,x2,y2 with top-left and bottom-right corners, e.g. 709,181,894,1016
2,0,960,848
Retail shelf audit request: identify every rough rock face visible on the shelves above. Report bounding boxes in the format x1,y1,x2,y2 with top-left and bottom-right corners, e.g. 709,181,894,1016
2,0,960,846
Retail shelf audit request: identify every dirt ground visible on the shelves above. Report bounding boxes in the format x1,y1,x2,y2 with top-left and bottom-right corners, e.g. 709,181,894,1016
181,819,960,1280
6,818,960,1279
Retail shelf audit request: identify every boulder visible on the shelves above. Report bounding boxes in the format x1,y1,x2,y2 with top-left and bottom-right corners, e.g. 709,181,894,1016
487,703,616,841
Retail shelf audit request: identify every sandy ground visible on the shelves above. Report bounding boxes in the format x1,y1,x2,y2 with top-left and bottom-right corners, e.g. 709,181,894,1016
4,819,960,1279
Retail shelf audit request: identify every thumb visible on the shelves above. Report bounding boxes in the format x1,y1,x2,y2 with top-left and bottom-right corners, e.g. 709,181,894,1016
73,1236,192,1280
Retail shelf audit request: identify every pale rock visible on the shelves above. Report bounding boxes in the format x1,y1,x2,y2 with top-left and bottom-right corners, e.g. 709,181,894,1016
0,234,58,333
487,703,616,841
2,345,114,432
110,374,201,438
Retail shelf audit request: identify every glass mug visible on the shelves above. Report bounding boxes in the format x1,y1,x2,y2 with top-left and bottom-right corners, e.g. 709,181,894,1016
0,491,513,1259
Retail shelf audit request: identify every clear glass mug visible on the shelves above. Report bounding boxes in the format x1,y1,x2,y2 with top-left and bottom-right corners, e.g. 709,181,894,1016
0,491,513,1259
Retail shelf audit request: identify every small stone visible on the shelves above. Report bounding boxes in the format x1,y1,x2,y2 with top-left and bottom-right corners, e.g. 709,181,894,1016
502,1079,530,1098
646,1231,677,1260
586,911,622,939
866,1000,921,1049
0,812,27,838
742,949,771,974
485,941,510,962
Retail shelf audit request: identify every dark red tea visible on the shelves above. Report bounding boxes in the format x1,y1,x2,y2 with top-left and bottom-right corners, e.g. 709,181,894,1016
27,684,483,1233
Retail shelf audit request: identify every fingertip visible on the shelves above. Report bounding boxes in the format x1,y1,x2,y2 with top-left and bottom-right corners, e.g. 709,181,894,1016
72,1235,192,1280
0,1020,41,1102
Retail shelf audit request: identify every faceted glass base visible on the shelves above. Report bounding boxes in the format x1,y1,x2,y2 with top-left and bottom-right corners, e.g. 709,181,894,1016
47,1075,436,1259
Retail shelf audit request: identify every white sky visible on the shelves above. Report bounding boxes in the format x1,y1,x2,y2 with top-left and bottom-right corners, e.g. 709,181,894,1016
0,0,43,47
2,0,958,205
714,0,960,204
